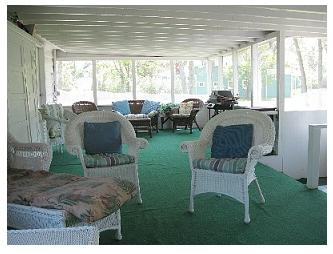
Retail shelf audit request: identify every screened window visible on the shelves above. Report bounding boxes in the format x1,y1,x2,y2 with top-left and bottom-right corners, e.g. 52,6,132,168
254,38,277,108
174,60,208,103
56,61,93,106
285,37,327,111
96,60,132,105
136,60,171,102
222,54,233,91
237,47,251,107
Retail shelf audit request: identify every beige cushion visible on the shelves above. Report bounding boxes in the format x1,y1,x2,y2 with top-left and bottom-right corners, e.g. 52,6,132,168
179,101,194,115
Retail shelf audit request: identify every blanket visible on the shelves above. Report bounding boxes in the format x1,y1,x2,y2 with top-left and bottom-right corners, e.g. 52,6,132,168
8,168,137,223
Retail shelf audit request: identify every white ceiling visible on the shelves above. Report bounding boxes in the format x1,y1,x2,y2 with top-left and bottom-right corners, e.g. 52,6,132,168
8,5,327,57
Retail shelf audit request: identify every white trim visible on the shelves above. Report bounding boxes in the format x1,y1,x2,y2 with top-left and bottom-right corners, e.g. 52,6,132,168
132,60,136,100
170,60,175,103
56,51,208,61
92,60,97,104
251,44,258,108
7,21,43,48
232,50,238,96
218,56,223,90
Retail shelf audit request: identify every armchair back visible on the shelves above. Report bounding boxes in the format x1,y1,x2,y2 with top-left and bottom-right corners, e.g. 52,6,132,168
65,111,136,155
201,109,275,148
128,100,145,114
72,101,98,114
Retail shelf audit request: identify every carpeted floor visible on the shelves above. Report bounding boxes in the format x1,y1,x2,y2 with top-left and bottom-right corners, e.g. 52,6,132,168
50,129,327,245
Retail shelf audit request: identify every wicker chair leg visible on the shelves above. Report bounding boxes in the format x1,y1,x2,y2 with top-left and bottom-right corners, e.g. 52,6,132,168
188,175,195,213
115,210,122,240
255,178,265,203
194,120,201,131
134,166,143,204
244,183,250,224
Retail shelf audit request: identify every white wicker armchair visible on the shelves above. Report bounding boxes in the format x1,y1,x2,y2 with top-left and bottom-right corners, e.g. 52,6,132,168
65,111,148,204
7,226,99,245
39,104,77,153
7,132,52,172
180,109,275,223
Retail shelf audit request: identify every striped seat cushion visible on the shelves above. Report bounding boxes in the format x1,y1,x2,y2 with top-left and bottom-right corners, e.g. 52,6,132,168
192,158,247,174
84,153,135,168
125,114,149,119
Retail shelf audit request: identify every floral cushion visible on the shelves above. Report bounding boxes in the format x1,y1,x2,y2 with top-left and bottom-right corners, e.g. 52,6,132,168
141,100,160,114
112,100,131,115
192,158,247,174
179,101,194,115
84,153,135,168
8,168,137,223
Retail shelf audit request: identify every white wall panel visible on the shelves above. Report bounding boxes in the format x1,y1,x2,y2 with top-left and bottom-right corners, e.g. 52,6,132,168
282,110,327,179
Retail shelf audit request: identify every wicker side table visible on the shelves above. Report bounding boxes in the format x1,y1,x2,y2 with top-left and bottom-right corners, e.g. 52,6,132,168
128,118,152,138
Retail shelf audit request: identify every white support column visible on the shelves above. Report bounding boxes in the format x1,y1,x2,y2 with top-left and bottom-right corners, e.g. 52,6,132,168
52,49,58,103
307,124,327,189
132,59,136,100
277,31,285,159
207,60,213,95
218,56,223,90
170,60,175,103
232,50,238,96
277,31,285,112
92,60,97,105
251,44,259,107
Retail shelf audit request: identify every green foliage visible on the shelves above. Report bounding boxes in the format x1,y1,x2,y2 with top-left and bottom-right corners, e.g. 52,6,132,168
159,102,179,114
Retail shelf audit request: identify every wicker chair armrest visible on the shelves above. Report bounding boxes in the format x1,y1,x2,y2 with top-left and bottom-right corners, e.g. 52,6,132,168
63,109,77,121
9,142,52,171
128,138,149,150
127,138,148,159
180,140,207,161
247,144,273,160
7,226,99,245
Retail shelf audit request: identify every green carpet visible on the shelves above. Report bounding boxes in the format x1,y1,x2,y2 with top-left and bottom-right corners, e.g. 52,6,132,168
50,129,327,245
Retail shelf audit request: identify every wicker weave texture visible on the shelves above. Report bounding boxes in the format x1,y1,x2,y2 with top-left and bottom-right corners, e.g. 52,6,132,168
65,111,148,204
181,109,275,223
8,133,52,172
7,226,99,245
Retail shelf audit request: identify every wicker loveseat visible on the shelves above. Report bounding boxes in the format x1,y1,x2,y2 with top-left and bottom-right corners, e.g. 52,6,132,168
112,100,160,137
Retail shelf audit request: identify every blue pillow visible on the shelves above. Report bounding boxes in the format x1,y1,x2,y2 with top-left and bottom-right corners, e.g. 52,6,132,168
112,100,131,115
84,121,122,155
211,124,253,159
141,100,160,114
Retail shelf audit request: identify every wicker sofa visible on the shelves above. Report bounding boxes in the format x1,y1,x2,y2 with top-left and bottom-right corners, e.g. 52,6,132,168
112,100,160,137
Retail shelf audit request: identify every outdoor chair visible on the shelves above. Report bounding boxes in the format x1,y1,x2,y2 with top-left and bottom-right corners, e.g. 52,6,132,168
38,103,77,153
180,109,275,223
72,101,98,114
169,98,204,133
65,111,148,204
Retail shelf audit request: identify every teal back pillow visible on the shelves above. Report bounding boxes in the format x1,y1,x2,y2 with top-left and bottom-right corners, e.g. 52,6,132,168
211,124,253,158
84,121,122,155
112,100,131,115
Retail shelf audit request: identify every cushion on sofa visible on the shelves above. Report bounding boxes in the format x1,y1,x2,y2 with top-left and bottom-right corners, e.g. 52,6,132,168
141,100,160,114
125,114,149,119
211,124,253,159
84,121,122,155
192,158,247,174
112,100,131,115
84,153,135,168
